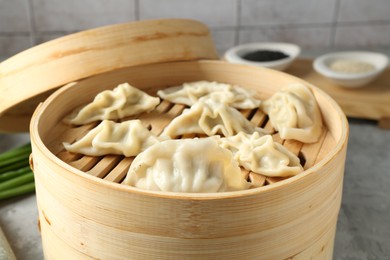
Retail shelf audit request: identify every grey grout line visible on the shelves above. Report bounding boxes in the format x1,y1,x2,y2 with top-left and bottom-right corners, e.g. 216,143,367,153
234,0,242,46
0,32,31,36
229,19,390,31
331,20,390,26
330,0,341,48
26,0,37,46
134,0,140,21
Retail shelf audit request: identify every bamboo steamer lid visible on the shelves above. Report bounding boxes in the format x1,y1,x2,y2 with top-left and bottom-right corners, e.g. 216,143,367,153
0,19,218,132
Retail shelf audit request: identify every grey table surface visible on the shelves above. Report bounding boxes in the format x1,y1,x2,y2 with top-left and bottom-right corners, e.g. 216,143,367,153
1,49,390,259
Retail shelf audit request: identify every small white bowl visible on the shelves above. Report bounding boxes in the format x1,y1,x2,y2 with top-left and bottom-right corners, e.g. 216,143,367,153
224,42,301,71
313,51,389,88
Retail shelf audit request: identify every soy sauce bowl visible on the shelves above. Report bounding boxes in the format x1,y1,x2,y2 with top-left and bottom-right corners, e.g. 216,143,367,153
224,42,301,71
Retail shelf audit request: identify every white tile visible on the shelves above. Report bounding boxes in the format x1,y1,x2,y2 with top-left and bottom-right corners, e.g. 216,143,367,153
241,0,337,26
32,0,136,32
334,24,390,47
35,32,69,45
139,0,237,28
0,35,32,57
338,0,390,22
210,29,236,57
0,0,30,32
239,26,333,49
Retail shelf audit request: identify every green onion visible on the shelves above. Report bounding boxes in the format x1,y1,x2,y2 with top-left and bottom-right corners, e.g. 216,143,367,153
0,159,30,175
0,143,31,174
0,143,35,200
0,143,31,162
0,153,30,170
0,167,32,182
0,182,35,200
0,171,34,191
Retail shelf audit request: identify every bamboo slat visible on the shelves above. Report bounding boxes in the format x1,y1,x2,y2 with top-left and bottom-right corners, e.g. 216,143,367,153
49,99,327,188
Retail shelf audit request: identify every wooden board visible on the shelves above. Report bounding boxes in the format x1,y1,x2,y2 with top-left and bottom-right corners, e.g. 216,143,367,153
286,59,390,127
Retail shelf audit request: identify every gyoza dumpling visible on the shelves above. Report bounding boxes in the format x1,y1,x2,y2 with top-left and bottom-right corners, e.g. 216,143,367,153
219,132,303,177
161,98,266,137
63,120,165,157
261,83,323,143
157,81,261,109
123,138,249,193
64,83,160,125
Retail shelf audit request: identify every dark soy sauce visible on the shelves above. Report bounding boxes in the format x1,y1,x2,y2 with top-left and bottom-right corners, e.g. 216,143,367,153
242,50,289,62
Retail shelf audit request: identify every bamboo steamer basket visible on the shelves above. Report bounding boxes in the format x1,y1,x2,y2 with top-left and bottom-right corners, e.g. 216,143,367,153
2,19,348,259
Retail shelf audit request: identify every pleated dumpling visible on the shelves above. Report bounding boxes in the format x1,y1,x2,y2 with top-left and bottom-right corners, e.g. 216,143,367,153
63,120,165,157
161,99,266,138
261,83,323,143
219,132,303,177
64,83,160,125
123,138,249,193
157,81,261,109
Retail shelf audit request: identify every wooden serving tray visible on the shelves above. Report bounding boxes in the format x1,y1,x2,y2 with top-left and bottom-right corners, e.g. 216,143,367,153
286,59,390,128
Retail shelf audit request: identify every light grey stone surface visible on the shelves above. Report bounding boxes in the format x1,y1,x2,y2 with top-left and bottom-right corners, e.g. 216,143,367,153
333,119,390,260
0,133,42,260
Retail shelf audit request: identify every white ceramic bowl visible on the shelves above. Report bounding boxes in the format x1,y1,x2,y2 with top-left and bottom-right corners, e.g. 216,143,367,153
313,51,389,88
224,42,301,71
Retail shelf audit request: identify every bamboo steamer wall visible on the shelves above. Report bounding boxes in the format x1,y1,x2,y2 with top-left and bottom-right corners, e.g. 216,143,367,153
30,60,348,259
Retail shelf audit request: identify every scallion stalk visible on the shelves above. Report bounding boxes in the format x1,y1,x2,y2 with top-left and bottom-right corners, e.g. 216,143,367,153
0,171,34,191
0,167,32,182
0,143,31,161
0,160,30,175
0,182,35,200
0,143,35,200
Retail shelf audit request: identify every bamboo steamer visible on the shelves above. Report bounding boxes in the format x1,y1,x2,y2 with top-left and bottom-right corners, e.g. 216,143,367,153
30,60,348,259
3,19,348,259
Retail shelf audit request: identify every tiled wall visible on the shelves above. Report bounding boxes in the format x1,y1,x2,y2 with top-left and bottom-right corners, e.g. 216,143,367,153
1,0,390,57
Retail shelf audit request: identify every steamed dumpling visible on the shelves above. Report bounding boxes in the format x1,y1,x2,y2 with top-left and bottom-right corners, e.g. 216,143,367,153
219,132,303,177
157,81,261,109
64,83,160,125
63,120,165,157
261,83,323,143
161,98,266,138
123,138,249,193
